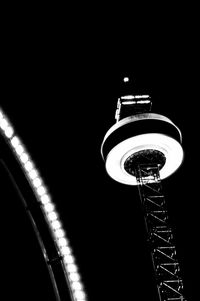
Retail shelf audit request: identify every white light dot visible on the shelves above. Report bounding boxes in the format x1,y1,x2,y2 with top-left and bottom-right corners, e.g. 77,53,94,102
58,237,68,247
47,211,58,222
15,144,24,156
66,263,77,273
4,126,14,138
33,177,42,188
0,118,9,130
20,152,29,164
40,194,51,205
51,220,62,230
69,272,80,282
0,111,3,119
64,254,74,264
55,228,65,238
11,136,20,148
60,245,71,255
29,169,38,180
37,185,46,196
72,281,82,291
24,160,34,172
123,76,129,82
44,202,55,213
74,290,85,300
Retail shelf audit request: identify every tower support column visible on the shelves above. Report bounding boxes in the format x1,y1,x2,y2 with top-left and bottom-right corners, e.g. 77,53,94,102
135,164,187,301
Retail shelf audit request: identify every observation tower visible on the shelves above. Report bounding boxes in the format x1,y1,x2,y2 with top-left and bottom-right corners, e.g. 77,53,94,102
101,77,187,301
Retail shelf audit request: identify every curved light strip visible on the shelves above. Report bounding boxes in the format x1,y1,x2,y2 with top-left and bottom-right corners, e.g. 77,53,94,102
0,108,87,301
105,133,184,185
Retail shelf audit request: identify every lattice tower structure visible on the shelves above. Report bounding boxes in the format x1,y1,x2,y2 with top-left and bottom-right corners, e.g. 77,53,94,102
101,85,187,301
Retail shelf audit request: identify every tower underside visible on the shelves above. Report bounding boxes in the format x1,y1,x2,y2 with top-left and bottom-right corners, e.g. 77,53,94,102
101,113,184,185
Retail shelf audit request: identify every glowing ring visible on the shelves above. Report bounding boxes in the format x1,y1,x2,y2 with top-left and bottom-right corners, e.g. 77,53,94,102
105,133,183,185
101,113,184,185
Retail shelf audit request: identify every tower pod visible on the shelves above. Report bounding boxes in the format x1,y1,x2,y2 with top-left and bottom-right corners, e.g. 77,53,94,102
101,113,184,185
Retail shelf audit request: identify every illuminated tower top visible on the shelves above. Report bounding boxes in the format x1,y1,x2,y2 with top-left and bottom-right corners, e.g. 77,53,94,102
101,77,184,185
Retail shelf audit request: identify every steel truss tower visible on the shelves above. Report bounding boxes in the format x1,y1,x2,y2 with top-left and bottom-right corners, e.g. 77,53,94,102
101,79,187,301
136,165,186,300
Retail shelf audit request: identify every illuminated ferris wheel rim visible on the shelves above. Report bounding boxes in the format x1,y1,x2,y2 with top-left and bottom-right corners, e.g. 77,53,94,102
0,108,87,301
101,113,184,185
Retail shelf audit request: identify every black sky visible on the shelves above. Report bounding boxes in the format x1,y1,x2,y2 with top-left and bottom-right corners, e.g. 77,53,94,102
1,11,197,300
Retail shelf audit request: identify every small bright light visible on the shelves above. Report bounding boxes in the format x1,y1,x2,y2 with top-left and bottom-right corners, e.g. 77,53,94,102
121,95,134,100
37,185,46,196
20,152,29,164
47,211,58,222
60,245,71,255
64,254,74,264
0,111,3,119
74,290,85,300
55,228,65,238
15,144,25,156
51,220,62,230
122,100,151,105
33,177,42,188
123,77,129,82
11,136,20,148
0,118,9,130
122,100,136,105
40,194,51,204
67,263,78,273
24,160,34,172
29,169,38,180
58,237,68,247
72,281,82,291
4,126,14,138
69,272,80,282
121,95,150,100
135,95,150,99
44,202,55,213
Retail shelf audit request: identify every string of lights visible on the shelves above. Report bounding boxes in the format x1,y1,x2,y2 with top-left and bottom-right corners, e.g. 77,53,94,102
0,107,87,301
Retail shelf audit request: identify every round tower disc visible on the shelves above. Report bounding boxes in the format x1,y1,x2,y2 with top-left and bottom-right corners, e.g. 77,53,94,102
101,113,184,185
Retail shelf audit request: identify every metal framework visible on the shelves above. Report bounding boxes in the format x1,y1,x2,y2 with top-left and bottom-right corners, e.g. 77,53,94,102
135,164,187,301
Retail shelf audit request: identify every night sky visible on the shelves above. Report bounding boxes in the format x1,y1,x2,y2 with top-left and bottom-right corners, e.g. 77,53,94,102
1,14,197,301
